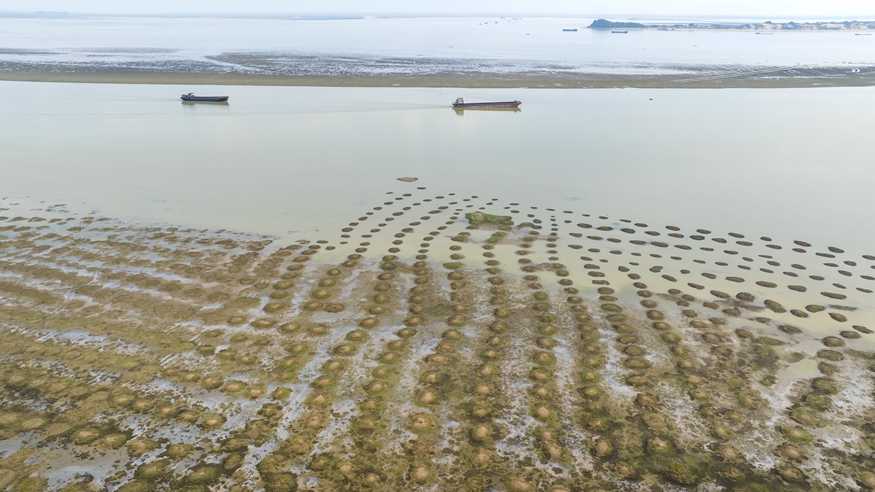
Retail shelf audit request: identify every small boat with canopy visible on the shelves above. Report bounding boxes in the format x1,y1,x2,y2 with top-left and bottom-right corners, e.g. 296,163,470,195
452,98,521,110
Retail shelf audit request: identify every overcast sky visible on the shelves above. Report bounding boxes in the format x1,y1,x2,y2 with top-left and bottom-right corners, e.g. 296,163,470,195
0,0,875,17
3,0,875,17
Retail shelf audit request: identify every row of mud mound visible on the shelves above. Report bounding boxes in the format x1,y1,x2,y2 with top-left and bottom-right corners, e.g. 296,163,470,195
0,189,873,491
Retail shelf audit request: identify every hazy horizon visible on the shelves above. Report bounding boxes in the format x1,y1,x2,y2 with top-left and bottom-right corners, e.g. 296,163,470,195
2,0,875,18
3,11,875,21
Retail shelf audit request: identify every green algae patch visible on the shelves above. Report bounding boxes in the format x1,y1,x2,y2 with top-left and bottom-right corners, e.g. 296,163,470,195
650,452,712,487
465,212,513,226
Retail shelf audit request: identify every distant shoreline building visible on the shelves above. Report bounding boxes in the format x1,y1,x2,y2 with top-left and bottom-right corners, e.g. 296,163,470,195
588,18,875,31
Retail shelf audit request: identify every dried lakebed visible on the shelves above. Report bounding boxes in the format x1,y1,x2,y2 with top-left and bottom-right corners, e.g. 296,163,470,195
0,190,873,491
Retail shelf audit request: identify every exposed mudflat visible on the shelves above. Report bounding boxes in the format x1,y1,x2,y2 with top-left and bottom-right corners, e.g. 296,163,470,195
3,66,875,89
0,190,873,491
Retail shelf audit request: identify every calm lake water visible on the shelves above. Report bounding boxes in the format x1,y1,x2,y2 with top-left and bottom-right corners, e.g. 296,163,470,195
3,82,875,491
2,81,874,254
1,16,874,74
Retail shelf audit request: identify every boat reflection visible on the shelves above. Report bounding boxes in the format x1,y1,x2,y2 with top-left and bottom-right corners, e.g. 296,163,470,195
181,100,230,105
453,108,522,116
453,106,522,115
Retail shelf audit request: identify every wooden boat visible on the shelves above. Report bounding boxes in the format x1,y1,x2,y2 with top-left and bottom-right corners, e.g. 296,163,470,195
180,93,229,103
452,98,521,110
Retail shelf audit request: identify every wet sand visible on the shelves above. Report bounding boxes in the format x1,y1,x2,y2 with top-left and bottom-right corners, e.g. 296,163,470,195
0,189,873,491
3,68,875,88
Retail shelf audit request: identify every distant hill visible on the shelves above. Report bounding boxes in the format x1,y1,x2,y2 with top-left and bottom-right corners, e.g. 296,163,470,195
589,19,645,29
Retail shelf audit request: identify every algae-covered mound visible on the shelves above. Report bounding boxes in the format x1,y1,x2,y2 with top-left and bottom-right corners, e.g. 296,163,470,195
466,212,513,227
2,190,875,491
